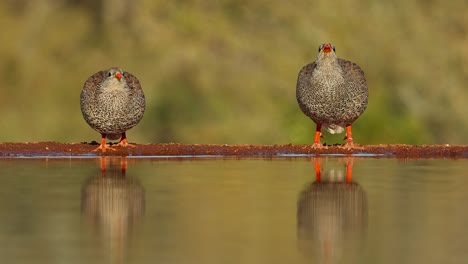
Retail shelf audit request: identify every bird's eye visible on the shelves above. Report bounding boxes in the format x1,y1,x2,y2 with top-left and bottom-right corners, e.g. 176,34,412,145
318,46,322,52
332,46,336,52
108,72,112,77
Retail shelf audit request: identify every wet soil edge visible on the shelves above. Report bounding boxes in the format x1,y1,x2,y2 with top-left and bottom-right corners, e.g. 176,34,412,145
0,142,467,158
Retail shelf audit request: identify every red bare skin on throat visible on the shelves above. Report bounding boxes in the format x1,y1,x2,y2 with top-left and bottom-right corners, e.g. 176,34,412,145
323,44,332,53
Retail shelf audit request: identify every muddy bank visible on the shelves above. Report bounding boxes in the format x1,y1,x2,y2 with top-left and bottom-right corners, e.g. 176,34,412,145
0,142,466,158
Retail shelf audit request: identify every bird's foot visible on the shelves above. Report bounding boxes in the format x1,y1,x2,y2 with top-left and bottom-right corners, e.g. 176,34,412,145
339,142,354,150
311,142,327,149
340,125,363,150
92,136,115,153
114,138,136,148
92,144,116,153
339,142,364,150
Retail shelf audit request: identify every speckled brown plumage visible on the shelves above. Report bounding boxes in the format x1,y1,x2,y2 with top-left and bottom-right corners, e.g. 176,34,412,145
296,43,368,148
80,67,145,152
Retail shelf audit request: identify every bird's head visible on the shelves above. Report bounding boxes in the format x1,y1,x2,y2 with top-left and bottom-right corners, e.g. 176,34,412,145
99,67,128,92
316,43,337,60
107,68,124,82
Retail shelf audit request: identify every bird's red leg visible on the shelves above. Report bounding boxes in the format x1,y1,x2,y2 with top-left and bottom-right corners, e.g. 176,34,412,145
343,124,354,149
312,123,324,148
115,132,136,148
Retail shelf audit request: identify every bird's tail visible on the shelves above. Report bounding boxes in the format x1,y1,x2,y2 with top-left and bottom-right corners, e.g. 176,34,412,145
325,124,345,134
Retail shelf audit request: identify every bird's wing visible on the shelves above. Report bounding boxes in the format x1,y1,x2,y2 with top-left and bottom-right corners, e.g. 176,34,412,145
298,61,317,78
123,72,142,91
82,70,106,96
296,61,317,92
337,58,367,87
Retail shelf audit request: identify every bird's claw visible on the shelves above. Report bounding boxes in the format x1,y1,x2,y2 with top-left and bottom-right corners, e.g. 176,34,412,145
339,143,363,150
311,142,327,149
114,139,136,148
92,144,116,153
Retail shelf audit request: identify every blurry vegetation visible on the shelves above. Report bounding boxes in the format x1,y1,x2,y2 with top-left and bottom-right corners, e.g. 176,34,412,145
0,0,467,144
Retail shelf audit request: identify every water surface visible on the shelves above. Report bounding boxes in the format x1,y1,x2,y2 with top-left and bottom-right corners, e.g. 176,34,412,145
0,157,467,264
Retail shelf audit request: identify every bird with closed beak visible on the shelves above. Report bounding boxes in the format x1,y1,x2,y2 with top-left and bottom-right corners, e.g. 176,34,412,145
80,67,146,152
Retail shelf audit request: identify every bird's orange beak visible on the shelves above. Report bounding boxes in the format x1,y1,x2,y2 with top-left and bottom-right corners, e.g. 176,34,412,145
323,44,332,53
115,72,122,80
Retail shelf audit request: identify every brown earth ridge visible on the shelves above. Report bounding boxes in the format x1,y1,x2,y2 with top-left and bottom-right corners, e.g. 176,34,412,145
0,142,467,158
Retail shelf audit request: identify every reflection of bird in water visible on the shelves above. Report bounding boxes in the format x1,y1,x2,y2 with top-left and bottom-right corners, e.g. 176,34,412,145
297,159,368,263
81,157,145,262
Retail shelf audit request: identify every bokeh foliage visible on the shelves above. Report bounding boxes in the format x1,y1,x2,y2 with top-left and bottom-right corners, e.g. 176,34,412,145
0,0,467,144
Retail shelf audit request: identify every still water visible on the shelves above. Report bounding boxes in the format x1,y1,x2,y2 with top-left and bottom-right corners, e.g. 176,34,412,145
0,157,467,264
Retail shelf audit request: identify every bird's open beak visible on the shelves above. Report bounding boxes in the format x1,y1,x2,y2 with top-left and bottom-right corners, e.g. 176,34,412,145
115,72,122,80
323,44,332,53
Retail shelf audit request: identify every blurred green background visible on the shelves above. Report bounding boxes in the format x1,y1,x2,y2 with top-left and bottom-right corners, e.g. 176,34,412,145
0,0,467,145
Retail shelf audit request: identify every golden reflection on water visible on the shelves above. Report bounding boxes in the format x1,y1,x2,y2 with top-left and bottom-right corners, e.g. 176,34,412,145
297,158,368,263
81,157,145,262
3,158,468,263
